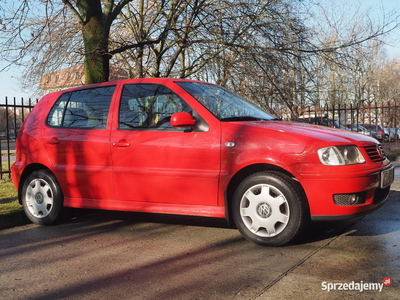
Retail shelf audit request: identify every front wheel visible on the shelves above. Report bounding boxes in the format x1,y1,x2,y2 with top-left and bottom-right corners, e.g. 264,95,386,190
232,171,309,246
21,170,64,225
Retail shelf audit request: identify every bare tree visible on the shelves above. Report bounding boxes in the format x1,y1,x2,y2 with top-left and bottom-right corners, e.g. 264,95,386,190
0,0,133,85
110,0,214,78
1,0,400,115
304,0,399,108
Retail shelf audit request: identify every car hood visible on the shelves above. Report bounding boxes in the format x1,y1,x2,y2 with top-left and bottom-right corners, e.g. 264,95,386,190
226,120,378,146
269,121,376,143
221,120,384,170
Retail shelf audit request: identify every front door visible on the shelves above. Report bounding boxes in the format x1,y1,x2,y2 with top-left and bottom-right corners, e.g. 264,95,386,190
111,83,221,207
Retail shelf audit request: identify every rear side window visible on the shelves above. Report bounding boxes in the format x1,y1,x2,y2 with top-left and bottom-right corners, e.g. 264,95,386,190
47,86,116,129
119,84,192,130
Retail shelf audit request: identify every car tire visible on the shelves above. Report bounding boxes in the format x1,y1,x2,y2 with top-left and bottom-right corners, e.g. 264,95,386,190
232,171,309,246
21,170,63,225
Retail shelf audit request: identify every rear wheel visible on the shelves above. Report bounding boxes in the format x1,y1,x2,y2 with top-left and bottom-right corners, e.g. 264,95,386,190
21,170,63,225
232,171,309,246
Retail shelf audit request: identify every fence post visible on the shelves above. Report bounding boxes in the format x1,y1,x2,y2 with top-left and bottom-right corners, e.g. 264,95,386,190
1,97,37,179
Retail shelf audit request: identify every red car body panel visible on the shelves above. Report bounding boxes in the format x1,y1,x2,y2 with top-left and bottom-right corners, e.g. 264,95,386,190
218,120,392,218
11,78,393,222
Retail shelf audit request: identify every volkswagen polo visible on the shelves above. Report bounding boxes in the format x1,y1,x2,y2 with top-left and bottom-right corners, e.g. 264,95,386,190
11,78,394,246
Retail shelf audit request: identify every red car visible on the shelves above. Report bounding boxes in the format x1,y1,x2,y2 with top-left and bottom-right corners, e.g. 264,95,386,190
11,78,394,246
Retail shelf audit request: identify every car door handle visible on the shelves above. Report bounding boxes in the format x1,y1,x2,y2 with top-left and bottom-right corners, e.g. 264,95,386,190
112,140,131,147
46,138,60,144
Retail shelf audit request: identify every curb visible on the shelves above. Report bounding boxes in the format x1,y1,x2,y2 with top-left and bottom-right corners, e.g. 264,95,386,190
0,210,29,230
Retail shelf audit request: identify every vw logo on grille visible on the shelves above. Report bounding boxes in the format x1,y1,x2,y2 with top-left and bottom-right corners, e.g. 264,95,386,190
377,145,385,159
257,203,272,218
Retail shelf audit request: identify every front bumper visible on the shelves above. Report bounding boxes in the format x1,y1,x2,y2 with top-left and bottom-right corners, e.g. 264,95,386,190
294,164,394,220
310,187,390,221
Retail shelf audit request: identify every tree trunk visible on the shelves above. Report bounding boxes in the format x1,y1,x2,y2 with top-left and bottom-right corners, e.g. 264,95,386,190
82,20,110,84
77,0,110,84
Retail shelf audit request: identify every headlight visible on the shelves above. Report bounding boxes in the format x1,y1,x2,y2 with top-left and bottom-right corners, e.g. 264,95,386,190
318,145,365,166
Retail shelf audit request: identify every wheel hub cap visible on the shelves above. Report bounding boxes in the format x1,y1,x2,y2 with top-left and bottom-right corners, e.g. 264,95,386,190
257,202,272,218
35,193,44,204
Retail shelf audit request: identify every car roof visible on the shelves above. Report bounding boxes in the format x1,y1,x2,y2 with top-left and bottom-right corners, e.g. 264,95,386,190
56,78,208,94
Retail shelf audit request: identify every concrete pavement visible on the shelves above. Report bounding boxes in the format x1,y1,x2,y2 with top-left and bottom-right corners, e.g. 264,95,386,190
254,163,400,299
0,164,399,299
255,217,400,299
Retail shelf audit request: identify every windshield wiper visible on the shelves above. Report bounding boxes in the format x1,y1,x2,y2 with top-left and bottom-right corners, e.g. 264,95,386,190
220,116,268,122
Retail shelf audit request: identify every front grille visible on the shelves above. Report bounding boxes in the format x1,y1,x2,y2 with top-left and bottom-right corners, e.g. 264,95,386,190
363,145,386,162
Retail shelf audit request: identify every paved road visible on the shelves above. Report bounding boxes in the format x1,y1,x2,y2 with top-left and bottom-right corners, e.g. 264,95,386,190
1,165,399,299
1,155,15,162
0,141,15,151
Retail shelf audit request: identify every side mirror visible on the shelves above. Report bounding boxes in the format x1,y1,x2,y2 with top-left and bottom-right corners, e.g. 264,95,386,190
170,112,196,128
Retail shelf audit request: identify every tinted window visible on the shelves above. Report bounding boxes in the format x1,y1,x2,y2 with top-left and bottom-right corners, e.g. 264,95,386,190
119,84,192,129
47,93,70,127
47,86,115,129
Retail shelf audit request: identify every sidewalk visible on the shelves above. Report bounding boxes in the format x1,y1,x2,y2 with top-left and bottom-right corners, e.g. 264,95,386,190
253,162,400,299
389,161,400,189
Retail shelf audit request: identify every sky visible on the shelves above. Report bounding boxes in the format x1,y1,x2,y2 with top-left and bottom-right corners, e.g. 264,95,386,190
1,0,400,104
0,65,30,103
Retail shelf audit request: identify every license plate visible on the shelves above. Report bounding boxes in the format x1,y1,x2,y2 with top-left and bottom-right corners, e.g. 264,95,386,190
381,167,395,189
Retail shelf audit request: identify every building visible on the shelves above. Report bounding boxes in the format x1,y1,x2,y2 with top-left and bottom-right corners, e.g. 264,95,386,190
39,64,127,94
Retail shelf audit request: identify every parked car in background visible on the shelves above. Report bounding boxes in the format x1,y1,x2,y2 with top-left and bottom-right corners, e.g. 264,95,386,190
361,124,388,141
11,78,394,246
345,124,371,136
297,116,345,129
384,127,399,141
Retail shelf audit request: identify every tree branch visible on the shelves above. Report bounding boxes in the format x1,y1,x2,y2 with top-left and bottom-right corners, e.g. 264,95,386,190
61,0,84,24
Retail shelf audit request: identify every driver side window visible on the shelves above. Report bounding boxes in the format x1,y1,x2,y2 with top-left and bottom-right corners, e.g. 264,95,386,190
119,84,191,130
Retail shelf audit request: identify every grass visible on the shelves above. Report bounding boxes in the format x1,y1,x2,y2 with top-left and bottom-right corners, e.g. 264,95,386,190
0,177,20,215
0,160,20,216
0,161,26,229
1,151,15,156
386,150,400,162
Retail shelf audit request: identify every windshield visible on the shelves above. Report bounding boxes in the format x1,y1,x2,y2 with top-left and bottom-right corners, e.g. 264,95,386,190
176,82,275,121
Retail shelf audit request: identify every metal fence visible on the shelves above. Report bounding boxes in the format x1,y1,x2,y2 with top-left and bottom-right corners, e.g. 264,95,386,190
1,97,399,179
274,101,400,151
1,97,38,179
